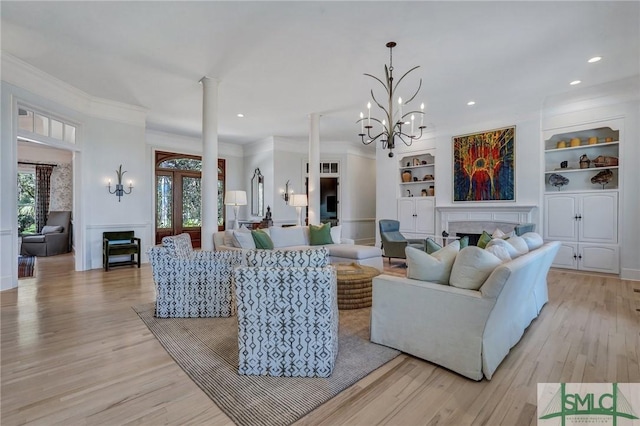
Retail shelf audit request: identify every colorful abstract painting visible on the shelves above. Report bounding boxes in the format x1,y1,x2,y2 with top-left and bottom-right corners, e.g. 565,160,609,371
452,126,515,202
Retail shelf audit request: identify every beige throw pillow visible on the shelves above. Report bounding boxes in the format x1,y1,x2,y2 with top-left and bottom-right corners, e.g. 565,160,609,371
449,246,502,290
406,240,460,285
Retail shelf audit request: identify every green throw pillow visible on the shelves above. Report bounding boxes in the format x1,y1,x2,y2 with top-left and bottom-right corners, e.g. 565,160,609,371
309,223,333,245
251,229,274,249
459,235,469,249
477,231,492,249
425,238,442,254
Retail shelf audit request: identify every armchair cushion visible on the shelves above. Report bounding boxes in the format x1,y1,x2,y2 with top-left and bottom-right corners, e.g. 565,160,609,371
41,225,63,234
162,233,193,258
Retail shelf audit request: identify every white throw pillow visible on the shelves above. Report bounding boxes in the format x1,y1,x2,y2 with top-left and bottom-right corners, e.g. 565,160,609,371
233,227,256,249
269,226,307,248
406,240,460,285
223,230,236,247
491,228,514,239
330,225,342,244
484,244,512,262
485,238,521,259
505,235,529,258
521,232,544,251
449,246,502,290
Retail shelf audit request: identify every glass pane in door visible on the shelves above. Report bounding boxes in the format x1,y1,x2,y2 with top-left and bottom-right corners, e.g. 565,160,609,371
182,177,202,227
156,175,172,228
217,179,224,227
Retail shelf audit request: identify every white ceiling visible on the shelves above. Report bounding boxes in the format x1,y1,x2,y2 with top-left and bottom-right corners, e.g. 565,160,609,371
2,1,639,147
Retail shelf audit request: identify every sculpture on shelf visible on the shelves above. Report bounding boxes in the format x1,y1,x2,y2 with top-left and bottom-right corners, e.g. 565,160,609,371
548,173,570,190
591,169,614,189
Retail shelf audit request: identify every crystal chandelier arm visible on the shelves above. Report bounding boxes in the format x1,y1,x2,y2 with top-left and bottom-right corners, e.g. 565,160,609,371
392,66,420,93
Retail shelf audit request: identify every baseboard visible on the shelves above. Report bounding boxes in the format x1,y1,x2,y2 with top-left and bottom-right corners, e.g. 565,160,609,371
621,268,640,281
1,275,17,291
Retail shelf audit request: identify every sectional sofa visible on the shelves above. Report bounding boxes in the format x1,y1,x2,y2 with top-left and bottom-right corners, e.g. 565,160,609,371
370,234,560,380
213,225,383,271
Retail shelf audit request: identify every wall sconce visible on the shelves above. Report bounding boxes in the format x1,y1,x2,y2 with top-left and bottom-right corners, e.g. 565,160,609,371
280,180,294,204
107,164,133,202
224,190,247,229
290,194,308,227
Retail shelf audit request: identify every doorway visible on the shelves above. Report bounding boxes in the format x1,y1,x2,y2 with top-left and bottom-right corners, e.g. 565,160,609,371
305,177,339,226
154,151,225,247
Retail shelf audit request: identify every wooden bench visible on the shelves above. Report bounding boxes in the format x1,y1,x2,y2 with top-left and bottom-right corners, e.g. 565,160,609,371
103,231,141,271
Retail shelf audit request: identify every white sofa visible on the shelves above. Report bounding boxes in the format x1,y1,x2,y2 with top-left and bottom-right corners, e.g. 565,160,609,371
213,225,384,271
370,239,560,380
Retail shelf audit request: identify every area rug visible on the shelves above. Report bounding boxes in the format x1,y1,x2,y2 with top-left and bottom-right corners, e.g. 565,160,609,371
133,303,400,426
18,255,35,278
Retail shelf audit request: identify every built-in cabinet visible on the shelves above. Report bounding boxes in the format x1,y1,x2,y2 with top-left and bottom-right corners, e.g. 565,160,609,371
397,150,436,239
543,119,622,274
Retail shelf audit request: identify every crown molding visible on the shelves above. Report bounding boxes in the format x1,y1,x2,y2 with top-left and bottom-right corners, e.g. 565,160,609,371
243,137,275,155
2,53,147,127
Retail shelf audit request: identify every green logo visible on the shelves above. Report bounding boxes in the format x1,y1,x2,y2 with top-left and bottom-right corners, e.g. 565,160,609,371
539,383,639,425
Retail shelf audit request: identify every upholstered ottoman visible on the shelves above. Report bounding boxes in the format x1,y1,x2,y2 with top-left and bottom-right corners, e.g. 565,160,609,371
327,244,383,272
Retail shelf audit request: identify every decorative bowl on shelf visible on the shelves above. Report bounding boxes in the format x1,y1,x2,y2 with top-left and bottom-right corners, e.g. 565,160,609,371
548,173,569,190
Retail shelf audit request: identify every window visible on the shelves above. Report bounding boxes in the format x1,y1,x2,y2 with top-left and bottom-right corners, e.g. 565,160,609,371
17,172,36,234
18,107,76,144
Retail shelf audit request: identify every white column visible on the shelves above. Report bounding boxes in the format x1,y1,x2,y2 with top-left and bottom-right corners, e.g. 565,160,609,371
308,113,321,225
200,76,219,250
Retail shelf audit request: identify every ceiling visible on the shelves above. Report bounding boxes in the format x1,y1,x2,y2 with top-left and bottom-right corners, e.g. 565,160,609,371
2,1,639,147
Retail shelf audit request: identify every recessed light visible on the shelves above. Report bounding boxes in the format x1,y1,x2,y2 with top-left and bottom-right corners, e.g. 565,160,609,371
570,80,581,86
467,101,476,106
588,56,602,63
237,113,244,118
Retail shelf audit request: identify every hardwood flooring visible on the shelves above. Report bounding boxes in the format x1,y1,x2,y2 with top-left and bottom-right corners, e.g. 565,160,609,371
1,254,639,425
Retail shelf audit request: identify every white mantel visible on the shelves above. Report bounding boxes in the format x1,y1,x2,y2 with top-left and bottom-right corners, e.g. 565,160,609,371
437,205,537,235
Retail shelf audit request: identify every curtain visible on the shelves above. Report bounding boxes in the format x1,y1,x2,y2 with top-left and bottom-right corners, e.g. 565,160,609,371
35,165,54,232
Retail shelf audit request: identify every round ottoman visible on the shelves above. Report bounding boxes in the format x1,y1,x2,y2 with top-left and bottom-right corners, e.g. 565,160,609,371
335,263,380,310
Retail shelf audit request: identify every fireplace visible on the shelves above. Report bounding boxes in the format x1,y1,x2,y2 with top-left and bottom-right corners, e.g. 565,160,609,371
437,205,536,241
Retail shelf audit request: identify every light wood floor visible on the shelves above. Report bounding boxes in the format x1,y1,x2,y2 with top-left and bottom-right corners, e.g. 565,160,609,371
2,254,639,425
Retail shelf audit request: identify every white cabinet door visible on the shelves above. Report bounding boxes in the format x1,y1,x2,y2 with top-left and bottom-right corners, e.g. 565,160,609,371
415,197,435,235
580,244,620,273
552,242,578,269
580,192,618,244
544,194,578,241
397,198,416,234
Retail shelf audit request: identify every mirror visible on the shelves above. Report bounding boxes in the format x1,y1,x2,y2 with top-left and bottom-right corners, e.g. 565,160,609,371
251,168,264,217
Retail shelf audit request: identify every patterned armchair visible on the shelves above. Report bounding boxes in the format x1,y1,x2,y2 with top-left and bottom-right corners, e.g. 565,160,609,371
234,248,339,378
148,233,243,318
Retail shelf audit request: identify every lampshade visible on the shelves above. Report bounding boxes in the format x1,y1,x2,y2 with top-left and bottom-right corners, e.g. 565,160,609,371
290,194,308,207
224,190,247,206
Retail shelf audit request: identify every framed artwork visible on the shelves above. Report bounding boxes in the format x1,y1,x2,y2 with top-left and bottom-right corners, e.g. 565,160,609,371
452,126,515,202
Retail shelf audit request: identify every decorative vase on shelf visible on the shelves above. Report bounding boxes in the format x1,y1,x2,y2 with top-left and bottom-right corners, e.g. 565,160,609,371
402,170,412,182
579,154,591,169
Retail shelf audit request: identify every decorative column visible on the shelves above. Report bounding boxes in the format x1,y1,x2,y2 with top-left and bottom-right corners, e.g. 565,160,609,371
200,76,219,250
308,113,320,226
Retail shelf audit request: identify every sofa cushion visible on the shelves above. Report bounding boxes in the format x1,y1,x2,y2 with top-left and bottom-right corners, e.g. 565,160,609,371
330,225,342,244
484,244,512,262
477,231,492,249
505,235,529,258
233,228,256,249
245,247,329,268
41,225,63,234
327,244,382,260
224,230,237,247
406,240,460,284
310,223,333,245
521,232,544,251
269,226,308,248
449,246,502,290
251,229,274,249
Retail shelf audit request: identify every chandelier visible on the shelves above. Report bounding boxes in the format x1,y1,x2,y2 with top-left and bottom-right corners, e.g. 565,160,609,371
358,41,425,158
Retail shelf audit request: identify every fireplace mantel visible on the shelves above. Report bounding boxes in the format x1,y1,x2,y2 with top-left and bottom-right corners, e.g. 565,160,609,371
437,205,537,234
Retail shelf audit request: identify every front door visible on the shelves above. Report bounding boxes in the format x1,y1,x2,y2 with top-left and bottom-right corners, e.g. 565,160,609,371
155,151,225,248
